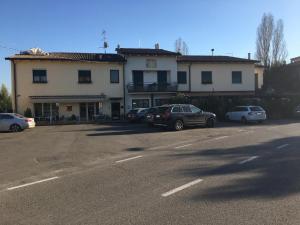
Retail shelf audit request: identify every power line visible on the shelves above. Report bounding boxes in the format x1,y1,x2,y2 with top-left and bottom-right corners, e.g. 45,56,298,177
0,43,21,52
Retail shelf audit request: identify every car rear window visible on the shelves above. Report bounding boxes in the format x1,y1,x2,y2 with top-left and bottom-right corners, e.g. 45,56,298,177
129,110,138,114
14,114,25,118
250,106,264,112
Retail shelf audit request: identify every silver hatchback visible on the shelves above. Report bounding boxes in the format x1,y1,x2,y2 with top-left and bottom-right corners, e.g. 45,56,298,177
0,113,31,132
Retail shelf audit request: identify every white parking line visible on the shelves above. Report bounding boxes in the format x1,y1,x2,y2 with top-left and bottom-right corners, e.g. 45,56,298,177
238,156,259,164
161,178,203,197
276,144,289,149
7,176,59,191
115,155,143,163
175,143,193,149
214,136,229,140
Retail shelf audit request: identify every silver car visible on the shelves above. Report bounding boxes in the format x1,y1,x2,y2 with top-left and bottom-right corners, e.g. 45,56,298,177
0,113,34,132
225,106,267,123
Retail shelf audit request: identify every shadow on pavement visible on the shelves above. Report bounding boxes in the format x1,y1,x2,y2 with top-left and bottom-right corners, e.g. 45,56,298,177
171,136,300,201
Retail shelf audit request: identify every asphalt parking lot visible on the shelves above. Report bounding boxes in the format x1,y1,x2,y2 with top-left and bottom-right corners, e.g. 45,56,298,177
1,120,300,224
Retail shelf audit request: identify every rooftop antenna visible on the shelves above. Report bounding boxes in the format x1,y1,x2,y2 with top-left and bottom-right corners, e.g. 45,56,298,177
100,30,108,53
211,48,215,56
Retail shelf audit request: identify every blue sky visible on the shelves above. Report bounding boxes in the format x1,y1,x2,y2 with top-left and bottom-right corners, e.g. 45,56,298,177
1,0,299,91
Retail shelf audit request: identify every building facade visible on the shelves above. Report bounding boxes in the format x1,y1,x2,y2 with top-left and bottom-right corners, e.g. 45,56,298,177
6,47,260,121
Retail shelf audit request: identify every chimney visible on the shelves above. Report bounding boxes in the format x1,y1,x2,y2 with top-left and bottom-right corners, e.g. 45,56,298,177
248,53,251,60
155,43,159,49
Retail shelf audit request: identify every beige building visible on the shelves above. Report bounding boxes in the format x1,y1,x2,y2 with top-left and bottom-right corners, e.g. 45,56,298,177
6,47,261,121
6,52,125,121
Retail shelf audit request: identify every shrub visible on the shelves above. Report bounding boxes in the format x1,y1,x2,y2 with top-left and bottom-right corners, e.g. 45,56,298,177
24,108,33,118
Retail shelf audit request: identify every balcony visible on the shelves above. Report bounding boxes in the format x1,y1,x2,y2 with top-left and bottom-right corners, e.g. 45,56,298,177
127,82,178,93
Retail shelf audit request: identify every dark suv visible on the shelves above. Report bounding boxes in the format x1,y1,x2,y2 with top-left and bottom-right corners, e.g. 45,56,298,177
146,104,216,131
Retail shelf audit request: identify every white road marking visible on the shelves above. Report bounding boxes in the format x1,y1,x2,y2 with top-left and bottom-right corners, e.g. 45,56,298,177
161,178,203,197
148,140,195,150
115,155,143,163
214,136,229,140
238,156,259,164
175,143,193,149
7,176,59,191
276,144,289,149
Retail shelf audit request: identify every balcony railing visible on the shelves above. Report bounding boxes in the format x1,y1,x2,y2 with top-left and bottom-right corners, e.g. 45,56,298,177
127,82,178,93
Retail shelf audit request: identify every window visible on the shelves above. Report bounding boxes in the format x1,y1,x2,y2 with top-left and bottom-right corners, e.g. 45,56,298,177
146,59,157,68
177,71,187,84
250,106,264,112
201,71,212,84
110,70,119,83
232,71,242,84
66,106,72,112
0,114,13,120
155,98,169,106
33,70,47,83
190,105,201,113
132,99,149,108
34,103,43,117
182,105,192,113
172,106,182,113
78,70,91,83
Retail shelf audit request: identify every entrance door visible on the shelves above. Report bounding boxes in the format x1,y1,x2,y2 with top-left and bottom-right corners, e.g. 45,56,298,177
80,103,87,121
88,103,95,120
111,102,120,120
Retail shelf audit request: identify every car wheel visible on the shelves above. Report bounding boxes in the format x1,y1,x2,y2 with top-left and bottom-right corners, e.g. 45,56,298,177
241,117,247,124
206,118,215,128
174,120,184,131
10,124,22,132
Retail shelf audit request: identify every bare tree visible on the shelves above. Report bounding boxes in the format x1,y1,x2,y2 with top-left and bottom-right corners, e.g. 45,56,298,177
256,13,274,67
272,19,288,66
175,38,189,55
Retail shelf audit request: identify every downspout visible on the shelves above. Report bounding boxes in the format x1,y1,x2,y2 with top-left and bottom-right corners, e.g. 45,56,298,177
188,63,192,93
12,60,18,113
122,61,126,119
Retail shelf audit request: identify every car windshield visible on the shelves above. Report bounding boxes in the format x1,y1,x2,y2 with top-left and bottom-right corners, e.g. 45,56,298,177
158,106,170,113
129,110,138,114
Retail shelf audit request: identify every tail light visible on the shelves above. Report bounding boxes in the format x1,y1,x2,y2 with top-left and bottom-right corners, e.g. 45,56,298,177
25,118,33,122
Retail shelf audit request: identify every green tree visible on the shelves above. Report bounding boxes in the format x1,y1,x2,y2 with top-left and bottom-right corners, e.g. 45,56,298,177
0,84,12,113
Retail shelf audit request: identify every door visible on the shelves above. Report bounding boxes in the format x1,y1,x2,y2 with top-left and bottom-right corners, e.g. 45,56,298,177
132,71,144,90
0,115,4,131
111,102,120,120
80,103,87,121
87,103,95,120
0,114,13,131
255,73,259,90
190,105,205,125
181,105,194,125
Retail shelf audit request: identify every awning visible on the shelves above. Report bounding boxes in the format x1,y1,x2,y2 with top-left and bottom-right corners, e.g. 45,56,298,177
29,95,107,103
